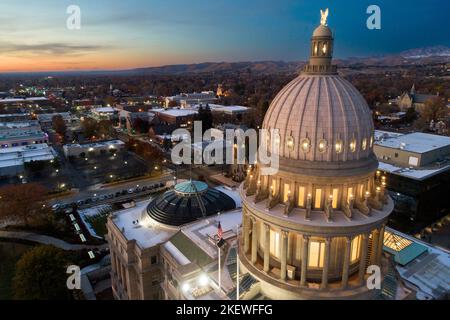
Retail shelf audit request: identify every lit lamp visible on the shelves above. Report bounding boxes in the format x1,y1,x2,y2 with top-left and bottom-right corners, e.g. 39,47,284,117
376,187,381,202
381,181,386,200
364,191,370,206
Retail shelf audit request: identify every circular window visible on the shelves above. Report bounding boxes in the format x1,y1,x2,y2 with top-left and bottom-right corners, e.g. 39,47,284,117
362,138,367,151
286,136,294,151
318,139,328,153
301,138,311,153
349,139,357,153
335,140,343,154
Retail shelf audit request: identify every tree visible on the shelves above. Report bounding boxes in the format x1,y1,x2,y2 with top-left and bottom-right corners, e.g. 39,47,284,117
97,120,114,139
195,105,213,133
405,107,417,123
81,118,98,140
12,245,71,300
421,97,447,123
52,115,67,139
0,183,50,226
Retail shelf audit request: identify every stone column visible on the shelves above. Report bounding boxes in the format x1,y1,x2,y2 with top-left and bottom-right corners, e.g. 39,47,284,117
263,224,270,273
243,212,250,254
377,225,385,265
280,230,289,281
341,237,352,289
300,235,309,287
251,217,258,264
358,233,369,285
320,237,332,290
371,229,380,266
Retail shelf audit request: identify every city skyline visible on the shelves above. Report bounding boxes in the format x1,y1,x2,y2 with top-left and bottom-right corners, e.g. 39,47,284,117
0,0,449,72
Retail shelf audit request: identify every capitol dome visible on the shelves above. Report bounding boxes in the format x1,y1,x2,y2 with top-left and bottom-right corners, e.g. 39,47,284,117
238,11,393,300
263,75,375,162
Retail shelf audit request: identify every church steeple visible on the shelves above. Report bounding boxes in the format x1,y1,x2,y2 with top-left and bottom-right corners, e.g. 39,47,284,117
303,8,337,75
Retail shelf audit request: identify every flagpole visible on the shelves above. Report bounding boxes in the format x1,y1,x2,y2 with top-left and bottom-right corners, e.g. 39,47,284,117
236,224,240,300
218,246,221,291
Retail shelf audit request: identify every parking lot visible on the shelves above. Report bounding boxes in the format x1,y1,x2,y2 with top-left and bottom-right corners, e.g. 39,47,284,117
52,181,168,212
63,150,151,189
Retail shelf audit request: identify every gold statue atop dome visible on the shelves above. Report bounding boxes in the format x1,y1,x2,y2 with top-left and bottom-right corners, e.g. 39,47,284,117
320,8,329,26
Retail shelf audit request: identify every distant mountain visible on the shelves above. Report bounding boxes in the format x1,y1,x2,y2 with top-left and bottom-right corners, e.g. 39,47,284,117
1,46,447,77
337,46,450,67
131,61,303,75
399,46,450,59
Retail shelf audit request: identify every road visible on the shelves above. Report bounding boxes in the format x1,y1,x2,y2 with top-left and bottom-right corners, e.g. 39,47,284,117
49,172,173,205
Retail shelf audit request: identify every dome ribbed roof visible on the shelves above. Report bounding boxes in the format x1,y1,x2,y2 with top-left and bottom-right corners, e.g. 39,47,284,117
263,74,374,162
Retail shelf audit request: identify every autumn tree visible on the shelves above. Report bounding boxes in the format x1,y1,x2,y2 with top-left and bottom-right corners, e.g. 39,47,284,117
421,97,447,123
52,115,67,140
12,245,71,300
97,120,114,139
81,118,98,140
0,183,50,226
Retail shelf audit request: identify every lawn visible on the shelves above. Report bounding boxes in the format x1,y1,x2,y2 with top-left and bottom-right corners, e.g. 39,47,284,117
0,242,34,300
85,214,109,238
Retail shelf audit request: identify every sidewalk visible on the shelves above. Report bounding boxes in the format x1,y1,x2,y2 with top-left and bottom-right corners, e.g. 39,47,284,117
0,230,108,251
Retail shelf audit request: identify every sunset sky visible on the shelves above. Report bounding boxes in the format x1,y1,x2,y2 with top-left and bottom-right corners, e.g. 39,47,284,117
0,0,448,72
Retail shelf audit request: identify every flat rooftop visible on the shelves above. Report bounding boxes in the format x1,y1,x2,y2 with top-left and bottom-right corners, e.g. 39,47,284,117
156,108,198,118
64,139,125,149
378,161,450,181
384,227,450,300
0,97,47,104
0,143,56,168
375,131,450,154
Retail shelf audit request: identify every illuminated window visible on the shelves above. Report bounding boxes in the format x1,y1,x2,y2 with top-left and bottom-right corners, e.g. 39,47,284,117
362,138,367,151
283,183,290,202
298,186,306,207
370,136,374,148
286,136,294,151
314,43,318,55
322,43,327,54
318,139,327,153
335,140,343,154
332,188,339,209
301,138,311,153
351,236,361,263
308,241,325,268
314,188,322,209
349,139,356,153
270,229,281,259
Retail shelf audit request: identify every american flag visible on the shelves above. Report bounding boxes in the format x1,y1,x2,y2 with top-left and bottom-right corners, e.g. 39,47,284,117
217,221,223,240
